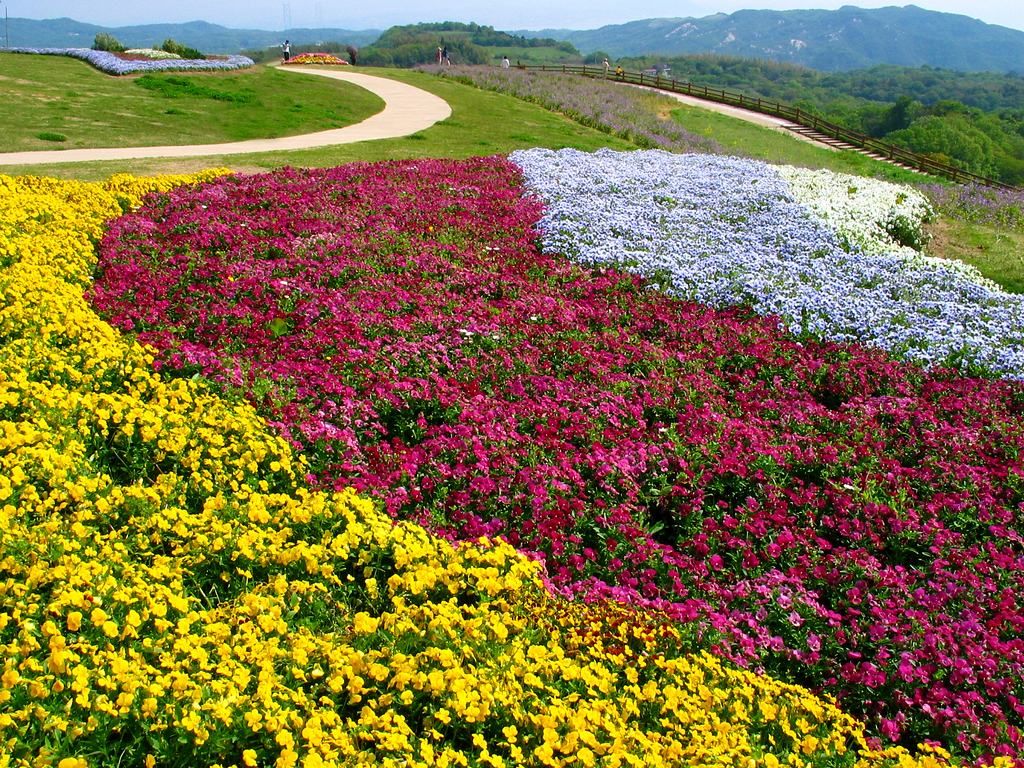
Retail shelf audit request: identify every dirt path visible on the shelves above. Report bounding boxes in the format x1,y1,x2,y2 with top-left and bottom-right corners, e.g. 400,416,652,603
0,68,451,166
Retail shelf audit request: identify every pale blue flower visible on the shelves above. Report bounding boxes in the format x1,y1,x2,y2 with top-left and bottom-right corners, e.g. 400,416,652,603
511,148,1024,379
9,47,253,75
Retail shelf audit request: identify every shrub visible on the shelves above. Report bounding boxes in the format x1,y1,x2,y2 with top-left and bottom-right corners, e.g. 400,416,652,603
92,32,125,52
160,38,205,60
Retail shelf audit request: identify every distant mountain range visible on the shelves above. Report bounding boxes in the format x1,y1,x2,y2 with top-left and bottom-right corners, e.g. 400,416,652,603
529,5,1024,72
1,17,379,53
5,5,1024,74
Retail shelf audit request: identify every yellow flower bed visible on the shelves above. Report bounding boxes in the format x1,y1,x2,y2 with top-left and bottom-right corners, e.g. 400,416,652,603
0,171,963,768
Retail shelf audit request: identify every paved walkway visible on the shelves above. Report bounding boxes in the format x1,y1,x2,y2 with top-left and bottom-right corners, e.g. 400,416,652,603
0,68,451,166
631,83,834,150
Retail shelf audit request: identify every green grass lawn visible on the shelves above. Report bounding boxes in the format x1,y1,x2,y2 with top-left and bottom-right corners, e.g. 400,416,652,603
0,67,636,179
926,217,1024,293
478,46,579,65
2,55,1020,293
0,53,385,152
669,103,934,187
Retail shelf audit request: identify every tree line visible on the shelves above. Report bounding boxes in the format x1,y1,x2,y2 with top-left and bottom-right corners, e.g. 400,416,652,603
357,22,578,67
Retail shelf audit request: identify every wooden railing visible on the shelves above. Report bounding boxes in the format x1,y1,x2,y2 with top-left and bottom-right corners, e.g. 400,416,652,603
519,64,1019,191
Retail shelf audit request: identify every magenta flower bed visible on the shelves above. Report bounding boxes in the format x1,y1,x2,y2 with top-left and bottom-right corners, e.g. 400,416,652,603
90,158,1024,763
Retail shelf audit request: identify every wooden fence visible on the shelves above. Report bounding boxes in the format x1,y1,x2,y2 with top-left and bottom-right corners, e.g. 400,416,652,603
520,64,1019,192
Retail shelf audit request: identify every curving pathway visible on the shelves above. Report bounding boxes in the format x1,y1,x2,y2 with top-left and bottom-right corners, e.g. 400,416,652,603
0,68,451,166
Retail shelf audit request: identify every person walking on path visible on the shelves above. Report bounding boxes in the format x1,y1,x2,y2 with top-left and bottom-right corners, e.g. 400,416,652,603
603,57,610,76
282,40,291,63
437,45,443,64
502,55,510,68
442,45,450,66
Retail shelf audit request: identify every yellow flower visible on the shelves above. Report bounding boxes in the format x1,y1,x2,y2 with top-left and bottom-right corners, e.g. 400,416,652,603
352,612,380,634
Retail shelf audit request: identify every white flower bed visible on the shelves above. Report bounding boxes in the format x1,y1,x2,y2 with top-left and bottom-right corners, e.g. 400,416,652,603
124,48,182,60
780,165,1002,292
778,166,931,256
510,148,1024,379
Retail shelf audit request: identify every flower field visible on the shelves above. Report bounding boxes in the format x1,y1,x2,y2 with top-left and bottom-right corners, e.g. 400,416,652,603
432,66,722,155
0,167,970,768
68,152,1024,765
284,53,351,66
7,48,254,75
920,183,1024,231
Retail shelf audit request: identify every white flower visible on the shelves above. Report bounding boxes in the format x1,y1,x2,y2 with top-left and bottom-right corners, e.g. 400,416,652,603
511,148,1024,379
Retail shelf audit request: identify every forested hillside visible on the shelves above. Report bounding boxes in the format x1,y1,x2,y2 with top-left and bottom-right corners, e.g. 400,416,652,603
358,22,578,67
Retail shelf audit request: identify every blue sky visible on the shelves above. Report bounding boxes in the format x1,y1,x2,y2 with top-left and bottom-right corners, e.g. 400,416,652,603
4,0,1021,33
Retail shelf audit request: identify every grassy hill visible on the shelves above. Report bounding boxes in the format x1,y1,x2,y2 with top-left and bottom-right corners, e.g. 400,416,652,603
357,22,579,67
0,53,384,153
0,56,634,179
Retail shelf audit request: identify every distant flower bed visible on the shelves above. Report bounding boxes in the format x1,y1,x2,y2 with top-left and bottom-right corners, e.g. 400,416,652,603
284,52,350,65
920,182,1024,232
433,64,721,155
7,47,254,75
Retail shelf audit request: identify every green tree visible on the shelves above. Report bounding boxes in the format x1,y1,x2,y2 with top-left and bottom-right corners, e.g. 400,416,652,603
887,114,998,177
865,95,923,137
160,38,205,60
92,32,125,52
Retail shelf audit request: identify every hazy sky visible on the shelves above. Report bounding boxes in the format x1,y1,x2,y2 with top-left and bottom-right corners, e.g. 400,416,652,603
4,0,1022,33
